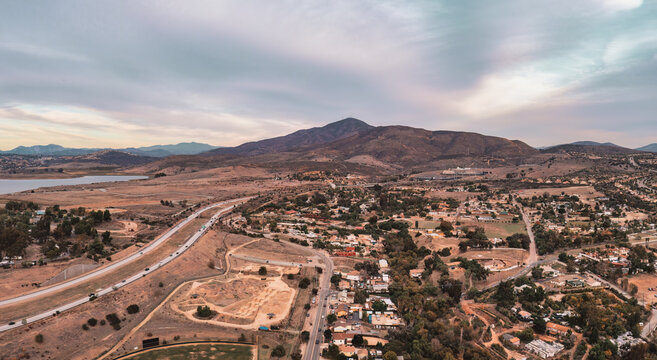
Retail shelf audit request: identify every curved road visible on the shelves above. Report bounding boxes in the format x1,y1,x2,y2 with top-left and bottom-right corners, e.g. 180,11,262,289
0,197,249,333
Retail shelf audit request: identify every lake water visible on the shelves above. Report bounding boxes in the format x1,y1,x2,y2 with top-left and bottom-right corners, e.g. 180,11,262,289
0,175,148,195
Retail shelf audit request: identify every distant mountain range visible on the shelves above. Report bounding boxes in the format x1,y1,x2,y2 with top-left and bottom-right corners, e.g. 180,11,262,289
541,141,642,155
636,143,657,153
0,142,218,157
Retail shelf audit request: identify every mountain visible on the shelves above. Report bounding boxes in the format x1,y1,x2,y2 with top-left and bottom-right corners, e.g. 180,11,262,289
637,143,657,153
306,125,538,166
0,142,218,157
66,150,156,166
1,144,99,156
205,118,373,156
194,118,538,170
543,143,639,155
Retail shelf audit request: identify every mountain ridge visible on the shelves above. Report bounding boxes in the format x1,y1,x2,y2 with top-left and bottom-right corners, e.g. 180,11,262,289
0,142,218,157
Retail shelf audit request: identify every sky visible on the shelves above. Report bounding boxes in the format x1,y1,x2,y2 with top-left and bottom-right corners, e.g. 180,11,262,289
1,0,656,150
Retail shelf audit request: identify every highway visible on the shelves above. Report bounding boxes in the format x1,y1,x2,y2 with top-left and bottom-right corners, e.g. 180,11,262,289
0,197,249,333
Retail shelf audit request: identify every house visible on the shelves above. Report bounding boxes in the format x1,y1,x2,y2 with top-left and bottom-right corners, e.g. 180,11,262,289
502,333,520,347
346,271,362,282
526,340,564,359
378,259,389,269
338,345,356,357
332,332,352,346
546,322,570,337
338,280,352,290
409,269,423,279
517,310,532,321
335,304,350,318
369,313,403,328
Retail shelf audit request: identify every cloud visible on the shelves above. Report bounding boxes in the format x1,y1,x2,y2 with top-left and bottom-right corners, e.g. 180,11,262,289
0,0,656,149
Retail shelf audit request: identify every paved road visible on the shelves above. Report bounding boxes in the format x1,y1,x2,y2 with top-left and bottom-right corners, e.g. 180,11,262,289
0,197,249,333
304,248,333,360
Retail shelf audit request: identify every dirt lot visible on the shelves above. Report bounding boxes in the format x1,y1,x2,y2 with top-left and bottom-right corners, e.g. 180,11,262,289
171,272,297,329
628,273,657,306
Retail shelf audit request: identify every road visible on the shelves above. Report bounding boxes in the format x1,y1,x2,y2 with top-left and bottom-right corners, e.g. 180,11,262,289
0,197,249,333
303,247,333,360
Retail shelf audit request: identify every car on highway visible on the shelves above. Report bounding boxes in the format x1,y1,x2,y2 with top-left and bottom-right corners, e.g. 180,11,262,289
145,268,150,271
8,321,15,325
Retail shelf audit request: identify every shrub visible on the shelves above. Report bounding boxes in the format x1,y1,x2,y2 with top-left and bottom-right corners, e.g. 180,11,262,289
298,277,311,289
259,266,267,275
87,318,98,326
82,324,89,330
105,313,121,330
35,334,44,343
271,345,286,357
126,304,140,314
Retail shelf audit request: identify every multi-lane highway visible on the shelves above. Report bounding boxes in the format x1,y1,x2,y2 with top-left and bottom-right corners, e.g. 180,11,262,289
0,197,249,333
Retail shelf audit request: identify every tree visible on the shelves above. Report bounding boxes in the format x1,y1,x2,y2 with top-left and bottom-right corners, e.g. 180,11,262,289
300,331,310,342
383,351,398,360
327,313,337,324
352,334,364,347
299,277,311,289
258,266,267,276
126,304,140,314
354,289,367,304
196,305,212,318
531,266,543,280
35,334,44,343
372,300,387,312
87,318,97,326
533,317,546,334
291,349,302,360
330,274,342,286
101,231,112,245
494,280,515,308
323,328,332,341
271,345,286,357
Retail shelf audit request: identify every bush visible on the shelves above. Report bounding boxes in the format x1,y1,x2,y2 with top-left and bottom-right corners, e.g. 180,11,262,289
259,266,267,275
82,324,89,330
35,334,44,343
127,304,140,314
299,277,311,289
87,318,98,326
100,319,106,326
105,313,121,330
271,345,286,357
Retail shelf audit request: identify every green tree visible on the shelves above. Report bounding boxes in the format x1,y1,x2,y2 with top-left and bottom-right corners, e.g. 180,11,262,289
383,351,398,360
258,266,267,275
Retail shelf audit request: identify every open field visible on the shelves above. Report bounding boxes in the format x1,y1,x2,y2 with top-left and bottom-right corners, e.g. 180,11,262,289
121,343,254,360
628,273,657,306
515,186,604,205
459,220,527,239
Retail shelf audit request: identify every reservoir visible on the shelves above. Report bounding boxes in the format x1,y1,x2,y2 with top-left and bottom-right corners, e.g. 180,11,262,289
0,175,148,195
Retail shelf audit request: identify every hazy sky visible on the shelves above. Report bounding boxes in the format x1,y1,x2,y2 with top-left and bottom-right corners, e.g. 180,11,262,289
1,0,656,149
